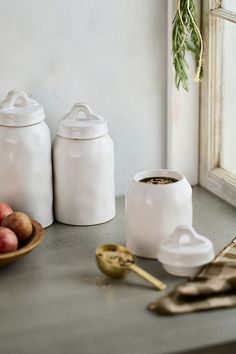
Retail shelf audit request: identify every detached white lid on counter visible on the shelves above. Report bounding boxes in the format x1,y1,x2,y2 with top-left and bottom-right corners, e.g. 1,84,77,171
0,89,45,127
157,225,215,277
58,103,108,140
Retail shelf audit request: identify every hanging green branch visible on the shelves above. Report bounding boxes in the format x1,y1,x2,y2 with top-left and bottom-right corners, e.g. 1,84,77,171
172,0,203,91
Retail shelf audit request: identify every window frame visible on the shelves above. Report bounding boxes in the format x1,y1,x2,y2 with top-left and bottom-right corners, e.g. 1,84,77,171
200,0,236,207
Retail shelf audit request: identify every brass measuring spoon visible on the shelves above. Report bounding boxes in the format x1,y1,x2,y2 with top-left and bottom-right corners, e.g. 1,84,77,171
95,244,166,290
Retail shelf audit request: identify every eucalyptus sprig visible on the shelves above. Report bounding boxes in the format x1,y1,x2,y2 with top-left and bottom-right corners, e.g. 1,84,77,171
172,0,203,91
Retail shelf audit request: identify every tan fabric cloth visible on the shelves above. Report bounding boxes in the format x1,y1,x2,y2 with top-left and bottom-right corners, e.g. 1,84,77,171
148,237,236,315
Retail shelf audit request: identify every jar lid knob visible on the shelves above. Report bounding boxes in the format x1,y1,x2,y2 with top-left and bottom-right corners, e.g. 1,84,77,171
58,103,108,140
0,89,45,127
0,90,37,110
63,103,100,122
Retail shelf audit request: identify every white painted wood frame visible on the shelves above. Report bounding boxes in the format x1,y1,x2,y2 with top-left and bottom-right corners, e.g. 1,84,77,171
200,0,236,207
167,0,200,185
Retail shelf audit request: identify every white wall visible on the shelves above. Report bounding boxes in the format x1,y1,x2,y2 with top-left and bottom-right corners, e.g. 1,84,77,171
0,0,167,195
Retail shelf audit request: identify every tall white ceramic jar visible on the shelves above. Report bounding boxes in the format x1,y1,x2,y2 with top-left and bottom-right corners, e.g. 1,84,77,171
126,169,192,259
0,89,53,227
53,103,115,225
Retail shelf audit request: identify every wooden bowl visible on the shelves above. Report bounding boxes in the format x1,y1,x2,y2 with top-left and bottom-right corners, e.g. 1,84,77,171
0,219,44,266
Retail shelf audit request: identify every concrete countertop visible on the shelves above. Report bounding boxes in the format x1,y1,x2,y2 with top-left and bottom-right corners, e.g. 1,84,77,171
1,186,236,354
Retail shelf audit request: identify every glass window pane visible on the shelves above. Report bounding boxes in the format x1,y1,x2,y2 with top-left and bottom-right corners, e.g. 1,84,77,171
222,0,236,12
220,20,236,175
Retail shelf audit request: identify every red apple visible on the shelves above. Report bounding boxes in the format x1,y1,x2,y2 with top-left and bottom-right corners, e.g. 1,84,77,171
0,226,18,253
0,202,13,223
1,212,33,242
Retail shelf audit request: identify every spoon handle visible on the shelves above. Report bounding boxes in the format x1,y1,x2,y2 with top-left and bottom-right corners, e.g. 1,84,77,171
129,264,166,290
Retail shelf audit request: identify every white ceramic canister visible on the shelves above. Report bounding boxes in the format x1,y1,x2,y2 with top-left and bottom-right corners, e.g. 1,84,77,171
53,103,115,225
0,89,53,227
125,169,192,259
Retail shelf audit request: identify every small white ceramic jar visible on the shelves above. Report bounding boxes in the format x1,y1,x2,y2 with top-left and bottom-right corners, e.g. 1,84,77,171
0,89,53,227
53,103,115,225
125,169,192,259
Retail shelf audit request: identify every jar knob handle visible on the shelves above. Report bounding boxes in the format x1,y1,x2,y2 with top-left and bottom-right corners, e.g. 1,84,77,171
171,225,206,246
0,90,37,110
63,103,101,122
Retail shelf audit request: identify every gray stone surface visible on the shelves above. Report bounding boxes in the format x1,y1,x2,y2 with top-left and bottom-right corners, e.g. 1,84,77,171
1,186,236,354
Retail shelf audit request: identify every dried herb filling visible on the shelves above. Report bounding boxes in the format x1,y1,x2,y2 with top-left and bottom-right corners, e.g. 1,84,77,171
139,177,178,185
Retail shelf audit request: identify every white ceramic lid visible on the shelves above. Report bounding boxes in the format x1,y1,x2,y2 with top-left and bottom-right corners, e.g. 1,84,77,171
0,89,45,127
157,225,215,268
58,103,108,140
